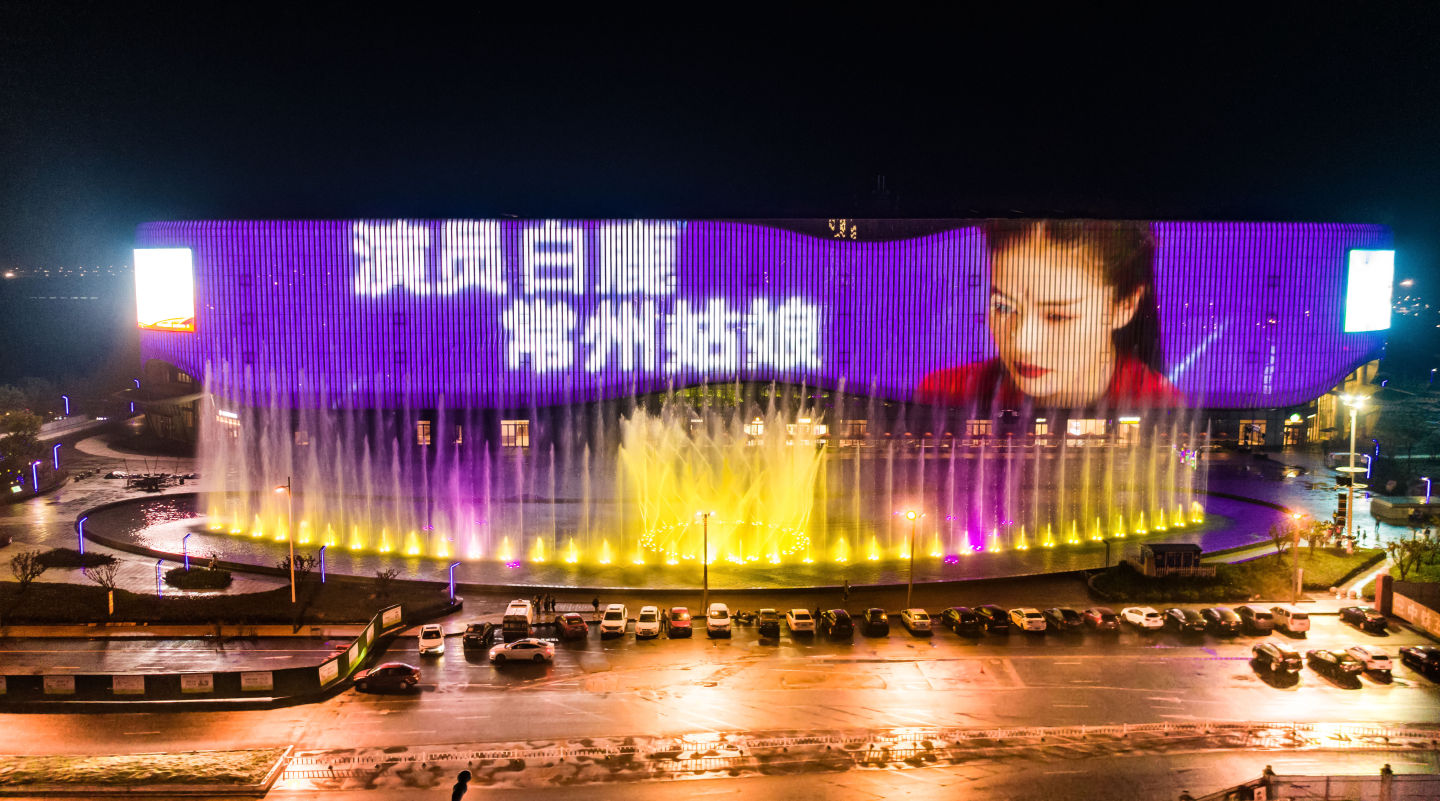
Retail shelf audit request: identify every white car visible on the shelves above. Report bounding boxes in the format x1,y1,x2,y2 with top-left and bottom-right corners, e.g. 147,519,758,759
1122,606,1165,630
489,638,555,664
707,603,732,638
1008,607,1047,632
1347,645,1393,675
900,608,931,633
417,624,445,655
600,604,629,638
635,605,661,639
785,609,816,633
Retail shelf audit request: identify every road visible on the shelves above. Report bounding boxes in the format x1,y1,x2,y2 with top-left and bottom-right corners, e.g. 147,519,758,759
2,612,1435,758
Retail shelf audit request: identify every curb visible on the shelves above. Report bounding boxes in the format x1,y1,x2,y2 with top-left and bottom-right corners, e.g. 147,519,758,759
0,745,292,797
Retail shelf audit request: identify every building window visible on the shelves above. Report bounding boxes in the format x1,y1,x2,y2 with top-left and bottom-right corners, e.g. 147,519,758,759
454,425,463,445
1033,418,1049,436
965,419,992,437
416,420,432,446
501,419,529,448
1067,418,1107,437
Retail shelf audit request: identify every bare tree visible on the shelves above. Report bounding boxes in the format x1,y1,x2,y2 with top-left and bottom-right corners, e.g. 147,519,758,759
1268,524,1287,563
374,567,399,600
83,562,121,590
9,550,48,593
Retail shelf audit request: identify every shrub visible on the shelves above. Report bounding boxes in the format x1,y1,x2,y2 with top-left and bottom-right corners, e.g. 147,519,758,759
36,548,117,569
164,567,233,590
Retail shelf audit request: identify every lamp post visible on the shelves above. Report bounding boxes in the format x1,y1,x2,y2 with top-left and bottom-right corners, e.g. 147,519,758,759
183,532,192,571
1289,512,1303,603
698,511,714,616
78,515,87,555
156,560,163,597
448,561,460,602
904,510,920,609
274,477,296,604
52,443,61,470
61,394,69,416
30,460,40,493
1424,476,1432,506
319,545,327,583
1341,394,1366,543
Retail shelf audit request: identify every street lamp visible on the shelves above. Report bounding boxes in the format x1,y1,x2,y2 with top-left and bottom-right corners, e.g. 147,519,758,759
1340,394,1366,543
61,394,69,416
1289,512,1303,603
183,532,193,571
319,545,327,583
448,561,460,602
1424,476,1432,506
697,511,714,616
904,510,920,609
77,515,87,555
30,460,40,493
156,560,164,597
52,443,61,470
274,477,296,604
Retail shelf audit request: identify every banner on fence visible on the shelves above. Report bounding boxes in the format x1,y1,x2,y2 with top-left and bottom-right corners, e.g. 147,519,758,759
112,675,145,695
43,675,75,695
380,605,403,631
240,671,273,692
318,659,340,686
180,673,214,694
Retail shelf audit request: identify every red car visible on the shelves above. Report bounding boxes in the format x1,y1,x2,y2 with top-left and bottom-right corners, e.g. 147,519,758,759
353,662,420,693
1082,607,1120,631
663,607,693,638
554,612,590,640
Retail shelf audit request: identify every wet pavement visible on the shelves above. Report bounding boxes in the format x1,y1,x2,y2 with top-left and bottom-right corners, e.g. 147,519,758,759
0,637,344,675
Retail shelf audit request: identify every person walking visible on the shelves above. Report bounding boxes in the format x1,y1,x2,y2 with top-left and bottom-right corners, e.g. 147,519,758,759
592,596,601,619
451,769,471,800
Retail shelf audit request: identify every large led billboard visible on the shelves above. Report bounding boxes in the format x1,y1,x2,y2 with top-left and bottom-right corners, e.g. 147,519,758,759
1344,249,1395,332
134,247,195,332
136,219,1391,410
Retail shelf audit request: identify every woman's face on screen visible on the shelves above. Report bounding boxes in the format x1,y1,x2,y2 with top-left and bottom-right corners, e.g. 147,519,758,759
987,231,1141,406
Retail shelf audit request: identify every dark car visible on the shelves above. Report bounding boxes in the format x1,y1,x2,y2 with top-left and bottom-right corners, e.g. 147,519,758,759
1307,649,1364,680
1081,607,1120,632
1042,607,1083,632
353,662,420,693
1201,606,1242,635
860,607,890,636
757,608,782,638
1339,606,1388,634
1399,645,1440,677
1235,605,1274,635
942,606,983,636
974,605,1010,633
462,622,497,650
554,612,589,641
1251,641,1303,674
819,609,854,638
1165,608,1208,634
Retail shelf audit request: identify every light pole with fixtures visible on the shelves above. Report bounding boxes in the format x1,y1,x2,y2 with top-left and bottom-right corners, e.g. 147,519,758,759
698,511,714,615
1340,394,1366,543
904,510,920,608
274,477,296,604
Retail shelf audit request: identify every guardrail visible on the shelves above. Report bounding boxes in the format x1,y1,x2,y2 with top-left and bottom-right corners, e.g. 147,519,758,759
0,604,408,705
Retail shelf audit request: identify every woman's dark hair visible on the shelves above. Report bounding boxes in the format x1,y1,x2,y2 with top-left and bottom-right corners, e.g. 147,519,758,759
980,219,1164,374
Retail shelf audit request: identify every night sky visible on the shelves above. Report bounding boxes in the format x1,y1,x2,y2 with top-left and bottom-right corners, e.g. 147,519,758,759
1,4,1438,379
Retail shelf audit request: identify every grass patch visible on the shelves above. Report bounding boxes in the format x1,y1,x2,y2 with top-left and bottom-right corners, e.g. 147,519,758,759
35,548,116,569
0,748,285,787
1391,559,1440,583
0,579,454,626
1094,547,1385,602
164,566,233,590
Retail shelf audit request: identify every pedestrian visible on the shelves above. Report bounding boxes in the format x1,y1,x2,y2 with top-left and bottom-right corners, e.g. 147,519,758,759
842,579,850,605
592,596,601,619
546,594,555,613
451,769,471,801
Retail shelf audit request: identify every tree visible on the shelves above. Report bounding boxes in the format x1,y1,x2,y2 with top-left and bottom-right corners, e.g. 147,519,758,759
1386,539,1431,581
9,550,48,593
0,406,44,485
84,562,122,616
277,553,319,599
375,567,399,600
1267,524,1287,563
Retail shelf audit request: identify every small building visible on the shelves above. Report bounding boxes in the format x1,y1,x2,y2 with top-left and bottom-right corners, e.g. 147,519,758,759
1137,543,1214,578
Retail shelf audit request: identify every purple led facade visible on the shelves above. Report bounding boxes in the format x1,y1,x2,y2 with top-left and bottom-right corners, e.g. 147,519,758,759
135,219,1390,410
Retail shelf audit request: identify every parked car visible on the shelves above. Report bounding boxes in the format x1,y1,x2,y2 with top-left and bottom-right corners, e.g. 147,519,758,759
1235,605,1274,634
1347,645,1393,676
463,622,497,650
785,609,816,633
503,599,536,642
353,662,420,692
1042,607,1083,632
1082,607,1120,632
975,604,1011,632
1271,605,1310,635
1008,607,1047,633
1339,606,1388,633
942,606,983,636
1201,606,1242,635
663,607,693,638
1251,641,1303,674
1164,608,1208,634
818,609,854,638
707,603,732,638
1307,649,1363,679
757,608,782,638
554,613,589,641
900,608,932,634
1121,606,1164,631
860,607,890,636
490,638,556,664
635,606,661,639
600,604,629,638
417,624,446,655
1399,645,1440,677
